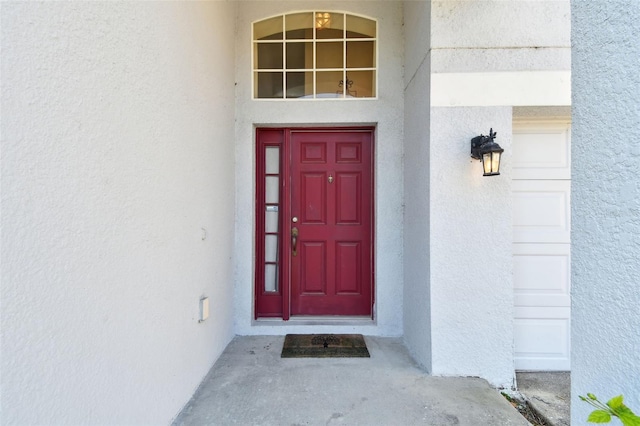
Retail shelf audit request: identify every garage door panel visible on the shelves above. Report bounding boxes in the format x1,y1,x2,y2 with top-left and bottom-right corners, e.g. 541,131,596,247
517,359,570,371
514,243,570,307
513,123,571,180
513,180,570,243
514,315,570,371
517,295,570,307
515,306,570,318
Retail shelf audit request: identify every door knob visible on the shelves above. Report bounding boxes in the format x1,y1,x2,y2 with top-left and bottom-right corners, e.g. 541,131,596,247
292,216,298,223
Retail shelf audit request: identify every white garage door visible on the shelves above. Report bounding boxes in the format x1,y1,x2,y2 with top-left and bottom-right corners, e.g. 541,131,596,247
513,121,571,371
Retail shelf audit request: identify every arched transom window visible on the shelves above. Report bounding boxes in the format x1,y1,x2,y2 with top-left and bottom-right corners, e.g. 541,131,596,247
253,12,377,99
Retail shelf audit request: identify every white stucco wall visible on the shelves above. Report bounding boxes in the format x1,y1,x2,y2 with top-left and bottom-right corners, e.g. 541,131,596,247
403,0,433,372
431,0,571,108
431,0,571,73
1,2,237,424
429,107,514,388
403,0,570,388
571,1,640,422
233,1,404,336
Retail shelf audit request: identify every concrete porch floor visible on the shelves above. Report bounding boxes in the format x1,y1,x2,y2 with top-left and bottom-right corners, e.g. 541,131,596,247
173,336,528,426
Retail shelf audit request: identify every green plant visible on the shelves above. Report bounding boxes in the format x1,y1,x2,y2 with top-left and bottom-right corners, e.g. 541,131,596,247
579,394,640,426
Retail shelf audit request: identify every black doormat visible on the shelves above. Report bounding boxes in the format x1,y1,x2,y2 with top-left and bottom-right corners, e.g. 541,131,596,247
281,334,370,358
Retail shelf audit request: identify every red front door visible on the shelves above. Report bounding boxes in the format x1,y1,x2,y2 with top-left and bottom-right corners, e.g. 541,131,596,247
255,128,374,319
290,129,373,316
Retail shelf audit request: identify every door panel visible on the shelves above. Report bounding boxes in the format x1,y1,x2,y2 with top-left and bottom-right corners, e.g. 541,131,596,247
513,243,570,308
301,142,327,163
513,123,571,180
336,142,361,162
513,180,571,243
300,242,326,294
514,308,571,371
336,173,361,224
336,242,361,294
301,173,327,224
290,130,373,316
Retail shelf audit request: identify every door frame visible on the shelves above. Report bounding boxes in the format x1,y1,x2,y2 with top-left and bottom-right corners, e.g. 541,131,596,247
254,127,376,320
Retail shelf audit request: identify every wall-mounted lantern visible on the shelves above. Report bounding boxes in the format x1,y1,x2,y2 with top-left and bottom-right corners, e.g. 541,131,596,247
470,128,504,176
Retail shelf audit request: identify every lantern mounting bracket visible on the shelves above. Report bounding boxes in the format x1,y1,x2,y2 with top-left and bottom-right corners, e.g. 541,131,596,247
470,128,498,159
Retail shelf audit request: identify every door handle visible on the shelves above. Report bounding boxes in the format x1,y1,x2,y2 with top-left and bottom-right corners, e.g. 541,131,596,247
291,227,299,256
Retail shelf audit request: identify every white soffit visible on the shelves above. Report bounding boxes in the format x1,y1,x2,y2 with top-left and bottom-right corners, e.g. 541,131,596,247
431,71,571,107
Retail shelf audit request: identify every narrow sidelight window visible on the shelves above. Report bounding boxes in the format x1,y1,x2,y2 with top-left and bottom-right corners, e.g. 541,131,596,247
255,129,285,318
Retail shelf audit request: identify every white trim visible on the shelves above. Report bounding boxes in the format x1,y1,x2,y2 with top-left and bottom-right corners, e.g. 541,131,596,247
513,117,572,124
431,71,571,107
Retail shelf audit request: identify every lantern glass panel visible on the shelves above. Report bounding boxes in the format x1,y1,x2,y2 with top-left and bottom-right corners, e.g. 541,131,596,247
491,151,501,174
482,152,492,175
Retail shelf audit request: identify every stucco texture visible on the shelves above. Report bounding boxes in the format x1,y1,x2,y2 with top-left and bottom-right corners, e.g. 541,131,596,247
403,0,568,388
431,0,570,74
571,1,640,423
1,2,237,424
429,107,514,388
403,0,433,373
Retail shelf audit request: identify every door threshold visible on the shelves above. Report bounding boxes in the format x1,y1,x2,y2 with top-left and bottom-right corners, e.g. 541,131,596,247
254,316,375,326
